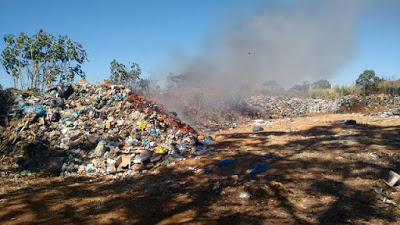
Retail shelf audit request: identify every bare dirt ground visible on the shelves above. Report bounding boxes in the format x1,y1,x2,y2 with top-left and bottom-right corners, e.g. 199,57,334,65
1,113,400,225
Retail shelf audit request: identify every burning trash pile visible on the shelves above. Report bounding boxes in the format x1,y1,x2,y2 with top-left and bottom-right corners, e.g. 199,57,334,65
0,81,211,176
182,94,260,126
246,95,400,117
156,91,261,134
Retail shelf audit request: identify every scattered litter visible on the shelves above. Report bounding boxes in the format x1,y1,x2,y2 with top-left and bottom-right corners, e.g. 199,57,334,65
215,158,235,168
341,153,352,159
345,120,357,125
253,126,264,132
384,170,400,187
239,191,251,199
249,164,270,176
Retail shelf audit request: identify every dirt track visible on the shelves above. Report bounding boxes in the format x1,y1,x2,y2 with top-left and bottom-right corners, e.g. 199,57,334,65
1,113,400,224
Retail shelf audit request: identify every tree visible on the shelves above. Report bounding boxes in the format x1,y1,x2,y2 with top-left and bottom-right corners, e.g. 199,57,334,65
311,79,331,89
290,81,310,93
355,70,381,95
261,80,285,95
47,34,88,86
135,78,150,95
1,30,88,90
1,34,21,89
166,73,190,89
109,59,141,89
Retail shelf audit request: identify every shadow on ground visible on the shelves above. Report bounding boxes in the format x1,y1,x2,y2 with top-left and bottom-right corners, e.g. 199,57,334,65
0,121,400,224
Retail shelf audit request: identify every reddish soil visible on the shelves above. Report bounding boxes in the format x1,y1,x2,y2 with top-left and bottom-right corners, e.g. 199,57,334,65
1,113,400,224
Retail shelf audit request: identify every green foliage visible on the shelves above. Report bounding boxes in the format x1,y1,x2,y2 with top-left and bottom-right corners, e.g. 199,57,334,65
1,34,21,88
166,73,190,89
289,81,311,98
311,85,361,99
377,78,400,96
311,79,331,89
311,88,338,99
136,78,150,94
135,78,161,96
1,30,88,90
258,80,285,96
355,70,382,95
109,59,141,89
332,84,361,96
290,81,310,93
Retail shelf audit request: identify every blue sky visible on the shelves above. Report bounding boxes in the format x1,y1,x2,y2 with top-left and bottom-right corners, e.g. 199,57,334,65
0,0,399,88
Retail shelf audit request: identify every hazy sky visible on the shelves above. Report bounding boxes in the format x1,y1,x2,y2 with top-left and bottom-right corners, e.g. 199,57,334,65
0,0,399,88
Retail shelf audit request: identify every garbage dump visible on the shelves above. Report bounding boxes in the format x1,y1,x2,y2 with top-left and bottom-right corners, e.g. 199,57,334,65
155,91,261,135
246,95,400,117
0,81,209,176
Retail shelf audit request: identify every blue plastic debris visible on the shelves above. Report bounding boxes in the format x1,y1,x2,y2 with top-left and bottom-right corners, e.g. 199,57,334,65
215,158,234,167
18,102,29,109
177,143,188,151
116,93,124,100
203,137,214,145
23,104,46,116
250,164,270,176
8,110,15,116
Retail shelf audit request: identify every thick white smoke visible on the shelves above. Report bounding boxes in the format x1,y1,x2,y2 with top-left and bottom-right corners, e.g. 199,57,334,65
154,0,370,125
173,0,367,89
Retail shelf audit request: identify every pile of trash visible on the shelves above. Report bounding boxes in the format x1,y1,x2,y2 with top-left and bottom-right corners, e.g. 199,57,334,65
0,80,212,176
156,92,260,133
246,95,400,117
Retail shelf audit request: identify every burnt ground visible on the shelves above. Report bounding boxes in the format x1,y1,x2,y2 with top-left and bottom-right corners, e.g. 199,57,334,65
1,113,400,224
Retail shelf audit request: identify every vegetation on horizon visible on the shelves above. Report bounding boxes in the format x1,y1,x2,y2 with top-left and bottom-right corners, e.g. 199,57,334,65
0,31,398,99
257,70,400,99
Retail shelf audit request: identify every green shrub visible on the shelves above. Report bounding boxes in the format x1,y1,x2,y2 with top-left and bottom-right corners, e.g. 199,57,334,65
311,85,362,99
377,79,400,95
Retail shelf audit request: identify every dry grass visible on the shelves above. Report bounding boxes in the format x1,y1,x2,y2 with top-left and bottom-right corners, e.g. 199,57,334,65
311,85,362,99
377,79,400,95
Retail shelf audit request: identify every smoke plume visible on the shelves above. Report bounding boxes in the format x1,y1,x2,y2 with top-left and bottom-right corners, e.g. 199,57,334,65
172,0,365,89
155,1,368,125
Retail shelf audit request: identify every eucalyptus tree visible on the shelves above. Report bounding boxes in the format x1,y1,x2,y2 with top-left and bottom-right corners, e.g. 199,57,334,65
109,59,141,89
1,30,88,90
1,34,21,88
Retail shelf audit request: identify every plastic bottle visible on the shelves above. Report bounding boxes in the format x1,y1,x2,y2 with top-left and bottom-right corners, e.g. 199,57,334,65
250,164,270,176
215,158,235,167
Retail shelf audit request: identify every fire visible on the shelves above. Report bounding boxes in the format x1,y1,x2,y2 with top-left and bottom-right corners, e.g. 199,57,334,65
127,92,195,134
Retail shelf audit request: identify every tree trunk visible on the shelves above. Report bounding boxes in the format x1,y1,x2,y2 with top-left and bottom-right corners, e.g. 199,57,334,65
14,76,18,89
